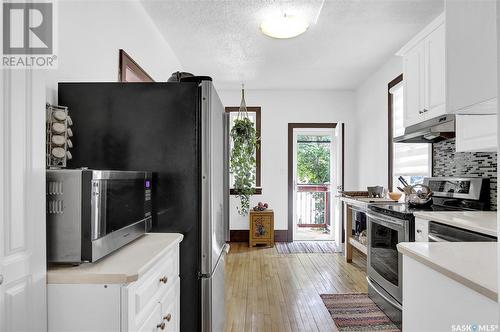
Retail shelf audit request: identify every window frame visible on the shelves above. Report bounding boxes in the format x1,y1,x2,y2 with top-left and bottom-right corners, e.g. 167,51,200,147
388,74,403,190
225,106,262,195
388,74,432,191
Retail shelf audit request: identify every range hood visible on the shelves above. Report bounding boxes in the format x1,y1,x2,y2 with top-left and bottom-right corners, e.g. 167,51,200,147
393,114,455,143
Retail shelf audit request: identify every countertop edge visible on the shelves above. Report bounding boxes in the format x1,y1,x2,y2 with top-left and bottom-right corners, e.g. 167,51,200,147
397,243,497,302
133,233,183,281
47,233,184,285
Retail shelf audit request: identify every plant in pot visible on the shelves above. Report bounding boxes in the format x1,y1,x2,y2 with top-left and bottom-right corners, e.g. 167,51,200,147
230,86,258,216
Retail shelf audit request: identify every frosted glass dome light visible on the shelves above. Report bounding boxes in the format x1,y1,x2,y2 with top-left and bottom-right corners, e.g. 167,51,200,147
260,14,309,39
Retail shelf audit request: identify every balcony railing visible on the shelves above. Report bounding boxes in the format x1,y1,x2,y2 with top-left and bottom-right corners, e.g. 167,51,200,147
296,184,330,229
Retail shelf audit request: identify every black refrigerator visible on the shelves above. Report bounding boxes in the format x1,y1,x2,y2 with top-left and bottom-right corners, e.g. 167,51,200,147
58,80,230,332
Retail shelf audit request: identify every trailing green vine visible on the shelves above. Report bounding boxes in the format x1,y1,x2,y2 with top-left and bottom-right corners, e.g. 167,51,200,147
230,117,257,216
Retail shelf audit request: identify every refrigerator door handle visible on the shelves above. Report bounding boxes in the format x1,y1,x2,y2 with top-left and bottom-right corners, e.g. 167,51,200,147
199,243,230,279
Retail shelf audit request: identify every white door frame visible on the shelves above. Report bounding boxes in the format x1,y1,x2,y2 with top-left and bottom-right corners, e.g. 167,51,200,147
0,68,47,331
290,126,336,242
332,124,344,245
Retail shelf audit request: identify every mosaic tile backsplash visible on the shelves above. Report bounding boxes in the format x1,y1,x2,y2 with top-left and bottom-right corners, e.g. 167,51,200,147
433,139,497,210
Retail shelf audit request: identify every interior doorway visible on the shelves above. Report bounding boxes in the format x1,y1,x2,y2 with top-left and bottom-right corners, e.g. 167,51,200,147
287,123,344,242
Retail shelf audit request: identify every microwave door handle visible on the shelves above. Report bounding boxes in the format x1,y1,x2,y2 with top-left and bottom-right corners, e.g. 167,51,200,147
91,181,107,240
98,181,107,238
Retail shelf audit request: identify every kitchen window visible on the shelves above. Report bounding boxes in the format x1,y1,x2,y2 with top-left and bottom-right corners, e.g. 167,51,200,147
225,106,262,195
388,75,431,191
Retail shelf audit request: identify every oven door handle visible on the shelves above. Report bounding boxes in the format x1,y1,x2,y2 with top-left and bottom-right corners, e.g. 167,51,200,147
428,234,448,242
366,277,402,311
365,212,405,230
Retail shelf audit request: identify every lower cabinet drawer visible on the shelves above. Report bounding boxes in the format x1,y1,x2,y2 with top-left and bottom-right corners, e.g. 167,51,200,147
414,218,429,242
127,247,179,327
159,278,180,332
136,278,180,332
137,303,162,332
122,244,181,331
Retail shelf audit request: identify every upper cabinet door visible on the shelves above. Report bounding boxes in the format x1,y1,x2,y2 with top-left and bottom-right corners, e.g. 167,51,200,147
424,23,446,119
398,14,446,128
403,44,425,127
446,0,497,114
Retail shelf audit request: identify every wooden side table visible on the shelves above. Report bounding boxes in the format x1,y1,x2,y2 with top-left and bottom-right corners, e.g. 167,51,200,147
249,209,274,247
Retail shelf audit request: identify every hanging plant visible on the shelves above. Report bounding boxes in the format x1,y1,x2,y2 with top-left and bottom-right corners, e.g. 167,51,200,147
230,86,258,216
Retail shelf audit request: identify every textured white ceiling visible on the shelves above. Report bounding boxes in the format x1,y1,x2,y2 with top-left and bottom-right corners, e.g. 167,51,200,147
141,0,443,90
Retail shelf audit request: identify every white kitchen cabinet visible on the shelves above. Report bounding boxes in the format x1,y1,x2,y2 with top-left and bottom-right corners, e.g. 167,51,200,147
402,254,498,332
424,23,446,119
48,233,182,332
446,0,497,115
456,114,498,152
399,14,446,127
414,218,429,242
403,44,425,127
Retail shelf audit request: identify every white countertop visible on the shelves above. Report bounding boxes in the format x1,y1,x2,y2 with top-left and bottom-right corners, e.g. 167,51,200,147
397,242,497,301
47,233,183,284
413,211,497,237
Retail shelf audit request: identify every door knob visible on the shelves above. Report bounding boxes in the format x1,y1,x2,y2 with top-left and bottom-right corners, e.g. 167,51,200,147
156,322,165,330
159,276,168,284
164,313,172,322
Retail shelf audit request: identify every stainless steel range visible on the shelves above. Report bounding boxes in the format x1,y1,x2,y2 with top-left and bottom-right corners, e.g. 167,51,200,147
366,177,490,327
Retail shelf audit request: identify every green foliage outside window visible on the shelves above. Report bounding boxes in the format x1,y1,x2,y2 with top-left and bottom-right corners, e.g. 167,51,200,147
296,135,331,225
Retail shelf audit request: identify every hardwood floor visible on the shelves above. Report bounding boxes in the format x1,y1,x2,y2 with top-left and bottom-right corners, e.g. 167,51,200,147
224,243,368,332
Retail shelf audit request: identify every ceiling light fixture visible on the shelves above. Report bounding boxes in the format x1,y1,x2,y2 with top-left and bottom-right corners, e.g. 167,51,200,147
260,14,309,39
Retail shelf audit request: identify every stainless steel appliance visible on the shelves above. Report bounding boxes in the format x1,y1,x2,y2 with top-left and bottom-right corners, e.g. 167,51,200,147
428,222,496,242
58,79,229,332
366,176,490,327
393,114,455,143
46,169,152,264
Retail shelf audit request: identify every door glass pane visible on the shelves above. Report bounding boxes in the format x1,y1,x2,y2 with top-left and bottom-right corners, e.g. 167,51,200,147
294,133,333,241
104,179,145,234
370,223,399,286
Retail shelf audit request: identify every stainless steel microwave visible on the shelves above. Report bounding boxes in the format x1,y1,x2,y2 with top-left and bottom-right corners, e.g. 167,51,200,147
46,169,152,263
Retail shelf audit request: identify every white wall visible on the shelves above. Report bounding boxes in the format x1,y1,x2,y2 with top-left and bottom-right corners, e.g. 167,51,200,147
45,0,182,103
218,89,357,230
354,56,403,189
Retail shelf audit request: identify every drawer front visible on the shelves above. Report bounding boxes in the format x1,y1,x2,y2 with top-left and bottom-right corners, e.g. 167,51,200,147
159,278,180,332
251,215,272,239
414,218,429,242
126,245,180,329
136,303,162,332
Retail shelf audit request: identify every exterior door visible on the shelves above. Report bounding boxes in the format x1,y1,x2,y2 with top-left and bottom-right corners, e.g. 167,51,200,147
292,128,335,241
0,70,47,331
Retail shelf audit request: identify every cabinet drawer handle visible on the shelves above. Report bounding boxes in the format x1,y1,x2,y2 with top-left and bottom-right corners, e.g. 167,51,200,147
164,313,172,322
416,229,422,234
419,110,424,114
157,322,165,330
423,109,428,113
159,276,168,284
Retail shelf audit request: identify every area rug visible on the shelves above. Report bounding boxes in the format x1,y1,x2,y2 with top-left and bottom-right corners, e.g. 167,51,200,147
275,241,341,254
320,293,400,332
